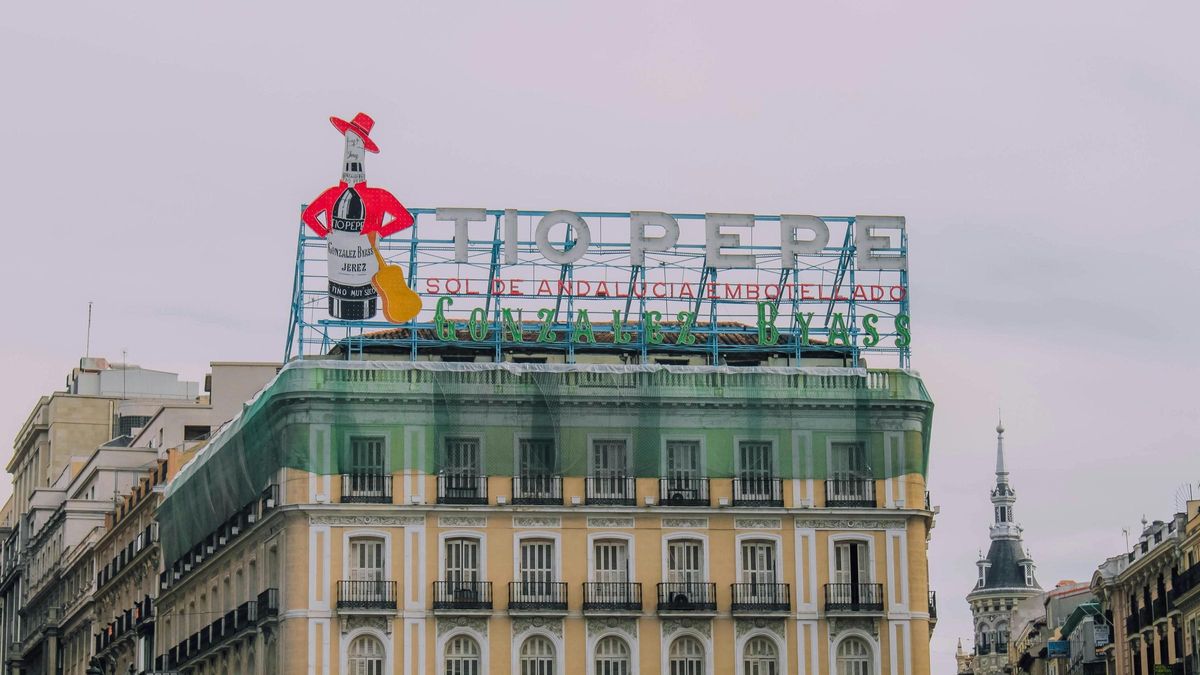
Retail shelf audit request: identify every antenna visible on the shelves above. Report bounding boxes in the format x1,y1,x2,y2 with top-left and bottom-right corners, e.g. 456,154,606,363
85,302,93,358
122,348,128,400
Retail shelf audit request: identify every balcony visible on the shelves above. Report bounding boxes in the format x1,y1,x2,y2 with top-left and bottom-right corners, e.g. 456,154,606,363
929,591,937,621
337,580,397,611
341,473,393,504
656,582,718,613
257,588,280,618
512,475,563,505
1173,563,1200,600
1140,606,1152,630
1154,596,1168,622
996,641,1009,654
824,583,885,613
508,582,568,613
432,581,493,611
732,477,784,507
978,644,992,656
658,477,710,507
583,582,643,613
730,583,791,614
825,478,877,508
586,476,636,506
1126,613,1140,635
437,473,488,505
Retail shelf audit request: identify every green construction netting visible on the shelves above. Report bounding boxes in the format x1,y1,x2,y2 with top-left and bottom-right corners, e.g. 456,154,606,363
158,360,933,564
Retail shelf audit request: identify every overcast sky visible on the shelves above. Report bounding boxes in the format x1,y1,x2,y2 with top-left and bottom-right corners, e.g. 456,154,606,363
2,2,1199,672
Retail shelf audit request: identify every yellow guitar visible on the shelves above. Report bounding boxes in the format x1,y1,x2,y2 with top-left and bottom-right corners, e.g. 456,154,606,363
367,232,422,323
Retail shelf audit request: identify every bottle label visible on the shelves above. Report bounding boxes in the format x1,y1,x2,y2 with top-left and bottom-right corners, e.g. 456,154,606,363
327,229,378,290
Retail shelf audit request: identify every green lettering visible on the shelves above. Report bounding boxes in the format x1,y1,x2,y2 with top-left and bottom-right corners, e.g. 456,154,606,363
644,310,665,345
829,313,851,346
675,311,698,345
574,309,596,344
468,307,488,341
757,302,780,346
434,296,455,340
501,308,524,342
611,310,632,344
793,312,814,345
863,313,880,347
537,308,557,343
895,314,911,348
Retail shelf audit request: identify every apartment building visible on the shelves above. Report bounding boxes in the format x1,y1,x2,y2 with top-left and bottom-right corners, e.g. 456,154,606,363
151,349,937,675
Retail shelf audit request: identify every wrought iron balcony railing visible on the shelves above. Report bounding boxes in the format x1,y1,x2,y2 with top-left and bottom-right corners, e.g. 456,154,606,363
730,583,791,613
656,582,718,612
586,476,636,506
433,581,493,610
437,473,488,505
732,477,784,507
658,477,710,507
508,581,568,611
337,580,397,611
824,583,884,613
512,474,563,505
825,478,877,508
341,473,393,503
583,582,643,612
929,591,937,620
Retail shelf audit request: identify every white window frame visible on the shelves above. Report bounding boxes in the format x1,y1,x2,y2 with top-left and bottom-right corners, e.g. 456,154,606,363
342,628,392,675
587,631,638,675
735,632,787,675
827,534,875,584
440,433,486,474
829,630,880,675
732,436,779,479
513,532,563,582
439,628,489,675
587,532,637,583
439,531,488,582
587,433,634,476
661,631,713,675
660,436,707,478
512,630,564,675
661,532,710,583
734,534,783,583
343,530,392,581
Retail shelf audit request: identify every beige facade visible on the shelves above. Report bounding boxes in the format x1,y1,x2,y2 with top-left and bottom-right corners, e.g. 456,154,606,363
153,359,938,675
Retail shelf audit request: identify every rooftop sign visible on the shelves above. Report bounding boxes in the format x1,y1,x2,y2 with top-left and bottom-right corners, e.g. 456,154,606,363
287,114,911,367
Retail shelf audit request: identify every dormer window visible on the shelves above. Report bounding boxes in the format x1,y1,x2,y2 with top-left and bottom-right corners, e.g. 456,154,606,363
1023,563,1034,586
978,566,987,588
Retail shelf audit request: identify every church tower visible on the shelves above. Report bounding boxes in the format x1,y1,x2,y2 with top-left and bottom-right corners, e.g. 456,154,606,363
963,421,1041,674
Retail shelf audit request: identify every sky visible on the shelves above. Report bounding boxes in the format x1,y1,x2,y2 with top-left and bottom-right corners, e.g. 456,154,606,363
2,2,1199,672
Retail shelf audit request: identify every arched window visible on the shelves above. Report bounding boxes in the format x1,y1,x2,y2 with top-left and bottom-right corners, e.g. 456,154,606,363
520,635,555,675
743,636,778,675
836,638,871,675
348,635,384,675
594,635,630,675
445,635,481,675
669,636,704,675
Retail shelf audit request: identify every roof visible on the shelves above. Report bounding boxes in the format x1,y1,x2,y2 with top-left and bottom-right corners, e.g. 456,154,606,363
976,537,1040,592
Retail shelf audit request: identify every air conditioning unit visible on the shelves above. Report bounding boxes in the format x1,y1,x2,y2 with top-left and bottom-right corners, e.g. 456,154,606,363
670,592,692,608
218,535,227,546
247,513,258,524
231,524,240,536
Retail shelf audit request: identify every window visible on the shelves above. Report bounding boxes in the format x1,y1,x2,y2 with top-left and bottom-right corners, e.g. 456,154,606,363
836,638,871,675
667,539,704,584
1023,563,1034,586
592,439,628,478
740,540,777,586
517,539,556,601
977,566,986,588
183,425,210,441
668,636,704,675
593,540,629,583
443,437,481,478
350,538,385,581
738,441,773,481
445,538,480,585
347,635,384,675
519,439,555,476
665,441,702,479
445,635,480,675
830,442,872,503
743,637,778,675
350,437,386,474
520,635,555,675
594,636,631,675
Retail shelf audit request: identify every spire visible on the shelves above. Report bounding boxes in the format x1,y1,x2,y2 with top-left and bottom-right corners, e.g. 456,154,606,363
995,413,1007,478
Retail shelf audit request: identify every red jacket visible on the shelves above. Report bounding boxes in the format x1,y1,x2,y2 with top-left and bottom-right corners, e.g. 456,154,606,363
303,181,415,238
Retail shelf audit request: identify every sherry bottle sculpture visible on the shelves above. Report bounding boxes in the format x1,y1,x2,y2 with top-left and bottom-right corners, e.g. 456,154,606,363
302,113,421,322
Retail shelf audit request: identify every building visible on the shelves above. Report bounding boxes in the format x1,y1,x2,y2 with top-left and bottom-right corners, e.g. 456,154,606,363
1090,510,1193,675
150,344,937,675
964,422,1042,673
1173,498,1200,674
0,358,277,675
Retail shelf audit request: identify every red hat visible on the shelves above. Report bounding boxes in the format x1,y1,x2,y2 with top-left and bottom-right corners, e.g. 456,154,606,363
330,112,379,153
